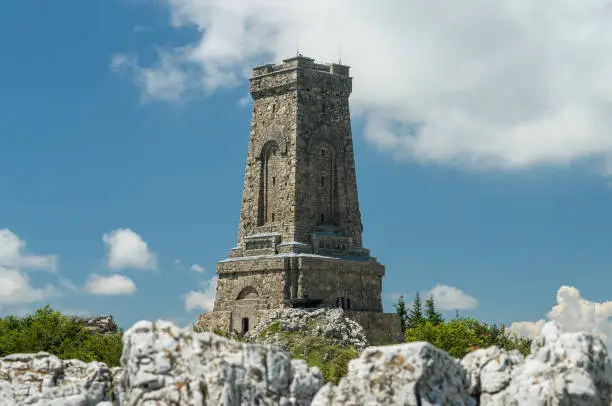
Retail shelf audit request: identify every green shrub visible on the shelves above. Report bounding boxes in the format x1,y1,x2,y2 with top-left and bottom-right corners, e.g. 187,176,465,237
396,294,532,358
289,336,359,384
0,305,123,367
274,328,359,384
404,319,483,358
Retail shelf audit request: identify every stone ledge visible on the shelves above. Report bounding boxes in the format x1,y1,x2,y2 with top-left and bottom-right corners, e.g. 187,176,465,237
219,252,379,264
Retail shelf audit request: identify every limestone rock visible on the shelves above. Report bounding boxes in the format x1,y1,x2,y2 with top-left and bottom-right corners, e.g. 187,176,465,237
69,315,119,335
0,352,113,405
114,320,323,405
460,345,524,399
311,320,612,405
475,321,612,405
0,320,324,406
311,342,475,406
2,320,612,405
245,307,368,351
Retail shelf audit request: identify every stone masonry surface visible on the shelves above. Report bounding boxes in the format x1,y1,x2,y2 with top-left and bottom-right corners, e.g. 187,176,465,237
203,55,397,340
2,320,612,405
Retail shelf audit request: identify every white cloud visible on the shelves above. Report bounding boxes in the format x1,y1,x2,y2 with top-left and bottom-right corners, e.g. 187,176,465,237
84,273,137,296
58,277,79,292
509,286,612,351
103,228,157,271
115,0,612,174
0,267,60,311
509,319,546,339
184,276,217,312
0,229,58,272
387,285,477,311
190,264,205,273
111,51,189,102
425,285,479,310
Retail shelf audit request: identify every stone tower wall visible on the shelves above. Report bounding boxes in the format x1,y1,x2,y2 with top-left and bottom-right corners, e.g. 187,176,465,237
294,68,363,247
297,256,383,311
237,56,363,250
200,56,391,340
236,83,298,248
214,257,290,312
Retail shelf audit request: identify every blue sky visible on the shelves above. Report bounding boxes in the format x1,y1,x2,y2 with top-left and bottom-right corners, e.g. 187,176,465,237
3,0,612,344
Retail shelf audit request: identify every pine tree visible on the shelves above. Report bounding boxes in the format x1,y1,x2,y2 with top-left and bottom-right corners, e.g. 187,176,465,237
393,295,409,332
424,295,444,326
406,292,425,329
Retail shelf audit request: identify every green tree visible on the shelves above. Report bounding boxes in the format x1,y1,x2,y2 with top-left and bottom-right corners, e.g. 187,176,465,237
406,291,425,329
393,295,409,332
404,310,532,358
424,295,444,326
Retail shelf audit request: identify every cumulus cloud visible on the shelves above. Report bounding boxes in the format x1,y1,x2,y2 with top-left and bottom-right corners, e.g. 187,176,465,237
84,273,137,295
425,285,479,310
0,229,58,272
0,267,60,311
111,51,189,102
103,228,157,271
184,276,217,312
387,285,478,311
58,277,79,292
509,286,612,351
190,264,205,273
114,0,612,174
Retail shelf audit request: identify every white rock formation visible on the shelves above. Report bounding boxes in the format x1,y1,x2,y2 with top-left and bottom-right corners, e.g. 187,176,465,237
114,320,323,405
0,352,113,405
245,307,368,351
0,320,324,405
71,315,119,335
462,321,612,405
313,321,612,405
1,320,611,405
311,341,474,405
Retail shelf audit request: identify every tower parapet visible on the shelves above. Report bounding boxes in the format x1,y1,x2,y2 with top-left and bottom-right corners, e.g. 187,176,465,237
252,55,350,78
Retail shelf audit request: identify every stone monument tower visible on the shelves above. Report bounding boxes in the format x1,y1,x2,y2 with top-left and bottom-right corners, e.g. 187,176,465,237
198,55,399,342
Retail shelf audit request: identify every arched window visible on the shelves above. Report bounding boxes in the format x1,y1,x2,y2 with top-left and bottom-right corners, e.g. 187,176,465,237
237,286,258,300
258,141,281,225
311,141,337,225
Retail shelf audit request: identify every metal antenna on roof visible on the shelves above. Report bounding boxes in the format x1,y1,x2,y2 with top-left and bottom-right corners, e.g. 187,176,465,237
296,38,300,56
339,45,342,64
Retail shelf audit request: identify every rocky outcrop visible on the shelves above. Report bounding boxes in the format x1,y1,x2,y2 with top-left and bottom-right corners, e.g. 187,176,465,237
462,321,612,405
245,307,368,351
312,341,473,405
313,321,612,405
1,320,611,405
68,315,119,335
0,352,113,405
0,320,323,405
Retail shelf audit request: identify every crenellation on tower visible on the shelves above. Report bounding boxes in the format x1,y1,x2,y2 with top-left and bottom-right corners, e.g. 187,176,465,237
198,55,400,344
251,56,351,80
